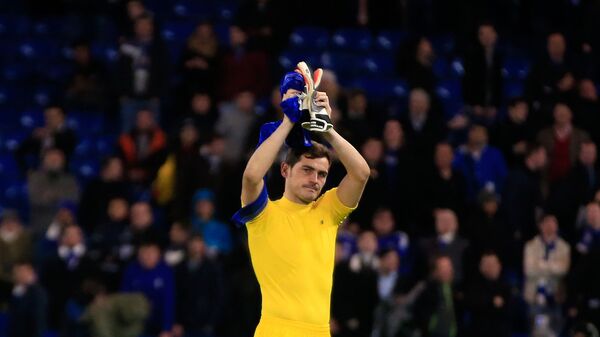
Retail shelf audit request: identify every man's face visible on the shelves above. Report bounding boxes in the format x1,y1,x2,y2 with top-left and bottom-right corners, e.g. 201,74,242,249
138,245,161,269
434,143,453,169
480,254,501,280
381,250,400,273
540,216,559,238
383,120,403,147
435,257,454,283
134,17,153,40
409,91,429,117
508,102,528,123
43,150,65,172
435,209,457,235
358,231,378,254
547,33,566,61
478,25,497,48
586,203,600,229
579,143,597,166
553,104,572,125
135,110,154,131
61,226,83,247
108,198,128,221
130,203,153,230
45,107,64,129
373,210,395,235
283,155,329,204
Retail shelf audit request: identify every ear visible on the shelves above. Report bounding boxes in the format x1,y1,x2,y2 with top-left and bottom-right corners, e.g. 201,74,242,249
281,162,289,178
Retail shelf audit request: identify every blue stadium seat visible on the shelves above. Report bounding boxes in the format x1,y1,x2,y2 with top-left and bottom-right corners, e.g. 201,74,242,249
432,57,450,79
1,130,28,152
289,26,329,50
360,53,395,76
0,86,26,110
20,109,45,130
430,34,456,56
320,52,360,75
66,113,105,135
0,108,19,131
374,30,408,52
95,135,117,157
449,58,464,78
29,87,59,109
42,63,74,83
31,19,63,37
162,21,196,42
504,80,525,99
17,39,62,63
70,158,100,181
331,28,372,52
1,180,29,211
0,15,30,37
350,77,409,100
502,56,531,80
0,154,20,181
214,23,231,46
436,80,463,117
214,1,237,23
166,40,185,64
278,50,321,70
171,0,213,19
91,43,119,65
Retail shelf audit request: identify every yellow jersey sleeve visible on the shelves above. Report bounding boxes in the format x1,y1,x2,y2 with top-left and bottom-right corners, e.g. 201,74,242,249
316,187,357,226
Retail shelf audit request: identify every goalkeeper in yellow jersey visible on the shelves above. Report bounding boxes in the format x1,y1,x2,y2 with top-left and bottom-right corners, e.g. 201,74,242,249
232,64,370,337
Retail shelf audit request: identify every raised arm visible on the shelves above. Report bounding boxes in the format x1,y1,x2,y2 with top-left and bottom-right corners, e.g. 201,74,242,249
316,91,370,208
241,116,294,205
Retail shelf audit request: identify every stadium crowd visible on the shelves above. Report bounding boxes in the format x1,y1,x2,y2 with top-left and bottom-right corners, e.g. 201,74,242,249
1,0,600,337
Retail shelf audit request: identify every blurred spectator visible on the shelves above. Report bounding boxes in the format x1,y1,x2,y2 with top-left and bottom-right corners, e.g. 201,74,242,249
218,26,270,100
117,13,169,132
154,120,210,221
28,148,79,234
418,209,469,284
453,125,508,201
331,241,361,337
491,97,535,166
503,143,548,242
41,201,78,252
235,0,291,52
0,211,32,283
183,92,218,143
215,91,261,165
174,234,224,337
397,37,438,95
118,109,168,186
537,102,590,183
190,189,232,258
341,89,376,145
463,22,504,120
65,40,110,112
466,252,511,337
524,215,571,335
41,224,94,330
7,262,47,337
352,137,385,227
80,279,150,337
116,0,152,39
372,208,411,275
16,106,77,174
466,190,510,265
576,202,600,255
574,79,600,146
402,88,446,173
117,201,163,263
414,255,458,337
348,231,380,337
121,241,175,337
164,222,189,267
179,22,220,99
526,32,576,123
318,70,346,111
424,142,467,225
79,156,129,232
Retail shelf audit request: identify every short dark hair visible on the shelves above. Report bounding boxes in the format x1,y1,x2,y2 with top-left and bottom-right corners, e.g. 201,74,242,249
284,142,331,167
508,96,527,108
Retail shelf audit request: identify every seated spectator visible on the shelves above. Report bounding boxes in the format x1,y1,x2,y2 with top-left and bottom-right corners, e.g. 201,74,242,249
463,22,504,122
218,26,270,101
537,102,590,184
190,189,232,258
80,279,149,337
414,255,459,337
65,40,110,112
524,214,570,335
117,13,169,132
7,262,47,337
179,22,220,98
502,143,548,242
117,201,163,263
40,201,78,255
182,91,218,143
372,208,411,275
453,125,508,201
466,190,510,264
118,109,168,186
491,97,535,167
418,209,469,284
0,210,32,283
16,105,77,174
466,252,511,337
164,222,190,267
173,234,224,337
79,156,129,232
121,241,175,337
41,225,94,330
28,148,79,234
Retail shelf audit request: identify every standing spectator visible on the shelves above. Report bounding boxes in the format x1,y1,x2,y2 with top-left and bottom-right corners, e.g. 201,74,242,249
576,202,600,256
414,255,459,337
502,144,548,242
164,222,189,268
173,234,224,337
331,242,362,337
574,79,600,146
397,37,438,96
179,22,220,99
117,13,169,132
121,241,175,337
79,156,129,232
372,208,411,275
117,201,163,264
0,210,32,283
453,125,508,201
182,92,218,144
463,22,504,121
7,262,47,337
491,97,535,167
466,252,511,337
65,40,110,112
190,189,232,258
218,26,270,101
118,109,168,186
537,102,590,184
418,209,469,284
341,89,376,145
351,138,385,227
28,148,79,234
524,215,571,335
16,105,77,174
466,191,510,265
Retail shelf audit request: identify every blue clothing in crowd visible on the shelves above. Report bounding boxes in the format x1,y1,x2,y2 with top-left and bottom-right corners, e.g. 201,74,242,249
453,145,508,200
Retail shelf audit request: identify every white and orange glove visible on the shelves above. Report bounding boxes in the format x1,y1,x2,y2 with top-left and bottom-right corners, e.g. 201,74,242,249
296,61,333,133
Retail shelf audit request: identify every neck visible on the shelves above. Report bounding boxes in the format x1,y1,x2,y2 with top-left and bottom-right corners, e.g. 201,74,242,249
283,190,310,205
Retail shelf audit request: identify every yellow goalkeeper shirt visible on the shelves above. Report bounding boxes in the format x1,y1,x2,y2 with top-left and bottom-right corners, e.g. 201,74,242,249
245,187,355,328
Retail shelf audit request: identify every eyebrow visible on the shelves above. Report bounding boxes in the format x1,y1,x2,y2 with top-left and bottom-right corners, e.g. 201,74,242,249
301,165,328,175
